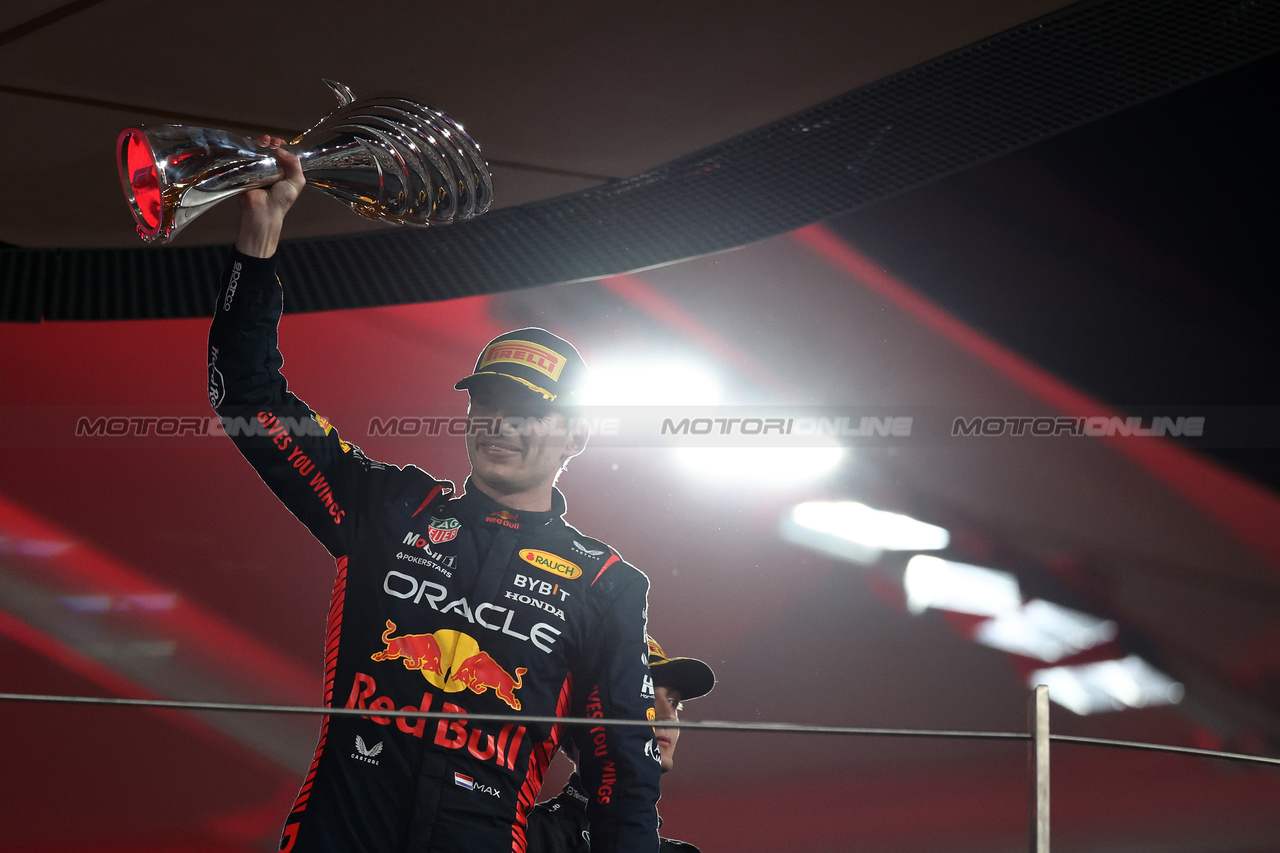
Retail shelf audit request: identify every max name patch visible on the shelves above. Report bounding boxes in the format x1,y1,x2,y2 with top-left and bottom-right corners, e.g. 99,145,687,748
519,549,581,579
477,339,565,381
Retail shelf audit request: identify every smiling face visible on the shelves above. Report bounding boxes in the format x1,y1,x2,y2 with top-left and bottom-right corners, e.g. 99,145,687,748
653,685,683,773
464,377,587,511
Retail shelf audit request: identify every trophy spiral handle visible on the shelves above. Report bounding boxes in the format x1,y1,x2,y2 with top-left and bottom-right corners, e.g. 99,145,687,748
118,82,493,244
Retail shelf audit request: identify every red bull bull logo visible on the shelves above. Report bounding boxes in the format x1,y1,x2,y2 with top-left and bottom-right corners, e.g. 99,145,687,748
451,650,527,710
371,622,528,710
370,620,443,673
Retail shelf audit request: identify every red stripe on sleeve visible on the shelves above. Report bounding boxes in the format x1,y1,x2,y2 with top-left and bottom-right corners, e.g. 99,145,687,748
590,552,619,586
510,673,574,853
285,556,348,822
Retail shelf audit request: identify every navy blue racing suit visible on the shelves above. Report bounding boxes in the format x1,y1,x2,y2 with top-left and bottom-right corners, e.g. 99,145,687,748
208,251,661,853
527,774,701,853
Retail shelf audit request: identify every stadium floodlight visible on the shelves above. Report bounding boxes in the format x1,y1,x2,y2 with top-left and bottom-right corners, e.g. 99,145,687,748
974,599,1117,662
581,360,721,406
1030,655,1184,715
781,503,948,565
903,555,1021,616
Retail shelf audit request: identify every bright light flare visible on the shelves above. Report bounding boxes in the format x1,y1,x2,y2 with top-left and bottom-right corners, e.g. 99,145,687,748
781,501,949,565
974,599,1117,662
791,502,950,551
1031,656,1184,715
678,443,844,484
581,361,721,406
904,555,1021,616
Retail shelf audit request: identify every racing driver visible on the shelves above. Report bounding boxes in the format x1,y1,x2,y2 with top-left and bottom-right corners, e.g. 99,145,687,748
207,138,661,853
527,636,716,853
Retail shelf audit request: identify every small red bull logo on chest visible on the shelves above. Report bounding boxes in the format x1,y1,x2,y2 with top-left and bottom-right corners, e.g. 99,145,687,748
485,509,520,529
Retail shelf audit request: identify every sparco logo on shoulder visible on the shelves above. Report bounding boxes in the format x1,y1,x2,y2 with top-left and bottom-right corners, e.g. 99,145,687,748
222,260,242,312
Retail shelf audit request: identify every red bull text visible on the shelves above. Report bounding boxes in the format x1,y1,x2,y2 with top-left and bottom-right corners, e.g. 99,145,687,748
346,672,526,768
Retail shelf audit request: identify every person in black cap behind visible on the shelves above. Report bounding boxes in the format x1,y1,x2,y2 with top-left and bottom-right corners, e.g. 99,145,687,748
526,636,716,853
208,141,661,853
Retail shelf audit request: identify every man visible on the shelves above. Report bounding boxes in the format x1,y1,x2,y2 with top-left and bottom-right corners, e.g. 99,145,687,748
526,637,715,853
209,138,661,853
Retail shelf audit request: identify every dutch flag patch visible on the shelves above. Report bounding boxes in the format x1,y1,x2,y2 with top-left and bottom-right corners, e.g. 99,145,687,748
454,772,474,790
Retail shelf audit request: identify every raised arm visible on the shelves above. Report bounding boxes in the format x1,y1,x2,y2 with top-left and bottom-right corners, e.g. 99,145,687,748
236,135,304,258
208,140,431,558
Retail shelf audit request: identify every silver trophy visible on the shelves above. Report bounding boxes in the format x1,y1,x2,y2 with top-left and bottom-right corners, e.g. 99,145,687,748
117,80,493,244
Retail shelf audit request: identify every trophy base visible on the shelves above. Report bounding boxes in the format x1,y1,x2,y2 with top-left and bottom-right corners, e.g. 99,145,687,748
118,129,164,241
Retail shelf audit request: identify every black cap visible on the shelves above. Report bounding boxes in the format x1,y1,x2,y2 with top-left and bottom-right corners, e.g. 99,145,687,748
648,636,716,701
454,327,588,402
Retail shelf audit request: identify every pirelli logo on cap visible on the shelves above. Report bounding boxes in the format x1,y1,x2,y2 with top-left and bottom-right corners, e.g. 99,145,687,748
478,340,566,382
519,549,581,579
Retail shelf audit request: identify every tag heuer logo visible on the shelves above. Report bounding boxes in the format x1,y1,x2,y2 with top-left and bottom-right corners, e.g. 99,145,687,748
427,517,461,544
